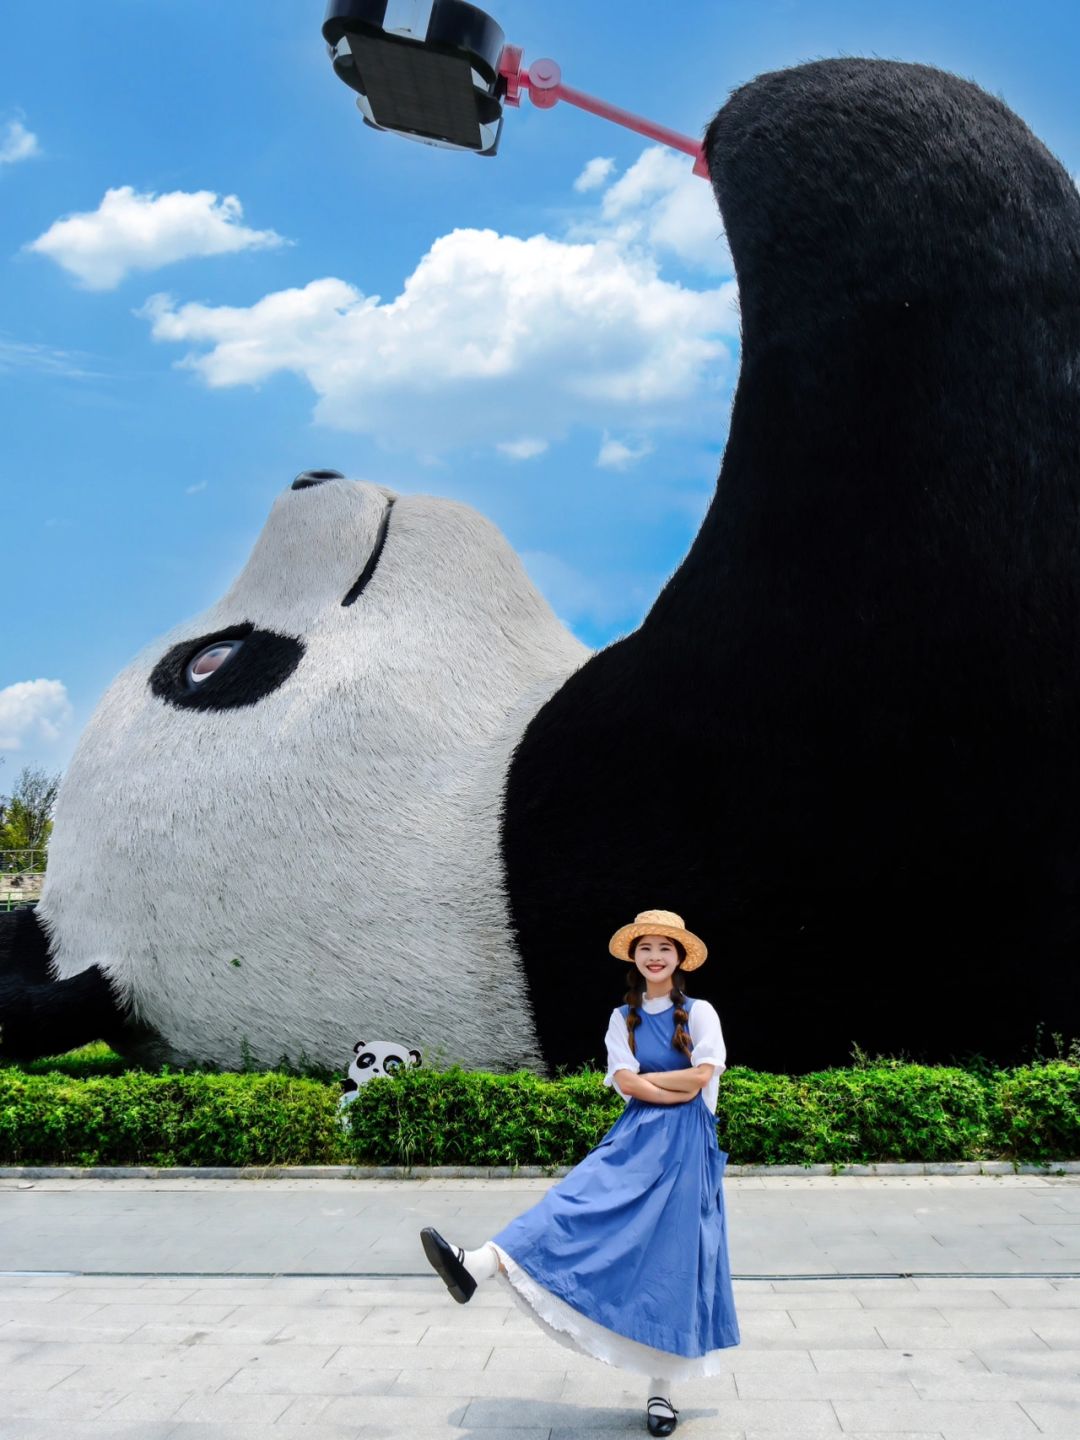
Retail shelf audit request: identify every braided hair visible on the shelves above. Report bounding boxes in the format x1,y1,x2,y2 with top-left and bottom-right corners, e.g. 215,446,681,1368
624,935,694,1061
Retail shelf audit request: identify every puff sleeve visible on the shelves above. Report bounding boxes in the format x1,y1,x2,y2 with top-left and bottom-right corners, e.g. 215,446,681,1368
688,999,727,1073
603,1007,639,1101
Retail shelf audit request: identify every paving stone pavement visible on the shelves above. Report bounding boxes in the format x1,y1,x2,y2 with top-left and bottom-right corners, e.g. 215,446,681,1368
0,1174,1078,1439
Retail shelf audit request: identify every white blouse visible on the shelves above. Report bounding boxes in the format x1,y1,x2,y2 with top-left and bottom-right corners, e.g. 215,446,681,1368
603,994,727,1114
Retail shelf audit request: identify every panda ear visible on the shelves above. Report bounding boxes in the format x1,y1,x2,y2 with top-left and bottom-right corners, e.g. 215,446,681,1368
353,1041,366,1055
409,1049,422,1066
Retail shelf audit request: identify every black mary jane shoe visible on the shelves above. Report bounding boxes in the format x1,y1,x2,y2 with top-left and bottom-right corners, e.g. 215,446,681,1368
646,1395,679,1436
419,1226,477,1304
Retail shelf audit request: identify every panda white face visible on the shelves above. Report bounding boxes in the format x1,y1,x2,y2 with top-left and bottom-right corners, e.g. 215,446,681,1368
344,1038,422,1091
39,475,590,1071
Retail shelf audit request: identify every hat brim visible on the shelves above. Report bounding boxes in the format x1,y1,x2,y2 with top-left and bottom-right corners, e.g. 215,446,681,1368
609,923,708,972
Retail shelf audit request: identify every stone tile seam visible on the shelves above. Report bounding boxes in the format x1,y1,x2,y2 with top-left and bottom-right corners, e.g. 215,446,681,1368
6,1269,1080,1282
2,1162,1080,1180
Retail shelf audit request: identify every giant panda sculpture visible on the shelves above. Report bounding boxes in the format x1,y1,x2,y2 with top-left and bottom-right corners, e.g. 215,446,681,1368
3,57,1080,1075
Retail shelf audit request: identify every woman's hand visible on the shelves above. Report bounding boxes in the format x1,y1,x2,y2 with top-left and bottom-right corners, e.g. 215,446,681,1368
647,1063,716,1096
614,1070,698,1104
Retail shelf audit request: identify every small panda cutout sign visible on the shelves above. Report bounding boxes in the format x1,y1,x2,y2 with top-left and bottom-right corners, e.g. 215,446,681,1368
342,1039,423,1099
338,1039,422,1128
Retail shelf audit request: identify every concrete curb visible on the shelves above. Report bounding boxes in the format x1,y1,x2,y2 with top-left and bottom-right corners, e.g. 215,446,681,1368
1,1161,1079,1179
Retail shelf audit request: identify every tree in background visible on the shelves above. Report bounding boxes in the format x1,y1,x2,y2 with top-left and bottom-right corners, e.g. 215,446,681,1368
0,765,62,869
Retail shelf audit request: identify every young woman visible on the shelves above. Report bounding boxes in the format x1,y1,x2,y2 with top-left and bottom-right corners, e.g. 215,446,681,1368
420,908,740,1436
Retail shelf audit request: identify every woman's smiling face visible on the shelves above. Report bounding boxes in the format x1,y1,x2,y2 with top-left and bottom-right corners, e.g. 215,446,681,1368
632,933,681,988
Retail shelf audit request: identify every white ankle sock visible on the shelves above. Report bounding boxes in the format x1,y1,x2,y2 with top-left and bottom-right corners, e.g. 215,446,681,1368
647,1378,676,1419
461,1241,499,1284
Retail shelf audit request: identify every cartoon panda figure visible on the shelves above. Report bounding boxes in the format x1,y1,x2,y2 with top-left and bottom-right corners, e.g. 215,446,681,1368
341,1039,422,1101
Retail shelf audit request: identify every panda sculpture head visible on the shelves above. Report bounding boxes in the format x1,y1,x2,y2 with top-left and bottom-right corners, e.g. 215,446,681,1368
36,472,589,1071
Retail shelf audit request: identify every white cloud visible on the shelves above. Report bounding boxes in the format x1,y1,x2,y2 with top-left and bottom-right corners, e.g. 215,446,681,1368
585,145,733,275
574,156,615,193
497,438,549,461
185,480,208,495
0,680,73,751
0,119,39,167
27,186,286,290
0,336,99,380
597,434,654,470
142,228,739,454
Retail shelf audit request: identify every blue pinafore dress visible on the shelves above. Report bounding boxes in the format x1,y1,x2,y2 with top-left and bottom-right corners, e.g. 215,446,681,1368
489,998,740,1370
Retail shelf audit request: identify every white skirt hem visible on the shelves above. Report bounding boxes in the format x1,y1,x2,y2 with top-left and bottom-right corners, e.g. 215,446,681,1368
489,1242,738,1379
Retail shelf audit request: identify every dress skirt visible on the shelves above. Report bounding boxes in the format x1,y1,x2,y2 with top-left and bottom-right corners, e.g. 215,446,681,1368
489,1088,740,1378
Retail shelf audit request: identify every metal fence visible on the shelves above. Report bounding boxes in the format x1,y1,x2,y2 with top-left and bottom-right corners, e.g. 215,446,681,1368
1,849,46,873
1,850,45,909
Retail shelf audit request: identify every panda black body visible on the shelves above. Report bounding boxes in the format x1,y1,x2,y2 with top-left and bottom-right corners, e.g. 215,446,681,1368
2,59,1079,1075
503,58,1080,1075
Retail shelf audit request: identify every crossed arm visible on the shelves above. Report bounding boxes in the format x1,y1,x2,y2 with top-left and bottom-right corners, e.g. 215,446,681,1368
613,1063,716,1105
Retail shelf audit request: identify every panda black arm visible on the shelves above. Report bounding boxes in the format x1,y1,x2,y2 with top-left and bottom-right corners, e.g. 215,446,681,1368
0,908,130,1061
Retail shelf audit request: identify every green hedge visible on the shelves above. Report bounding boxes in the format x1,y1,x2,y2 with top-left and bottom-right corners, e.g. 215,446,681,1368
342,1067,624,1167
992,1062,1080,1163
0,1059,1078,1167
718,1064,993,1164
0,1071,343,1167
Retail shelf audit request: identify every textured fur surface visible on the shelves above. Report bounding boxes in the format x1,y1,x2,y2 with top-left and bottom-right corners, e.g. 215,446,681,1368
502,59,1080,1074
37,479,588,1068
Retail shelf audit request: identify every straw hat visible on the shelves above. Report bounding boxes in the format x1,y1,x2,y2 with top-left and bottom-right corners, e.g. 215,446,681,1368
608,909,708,972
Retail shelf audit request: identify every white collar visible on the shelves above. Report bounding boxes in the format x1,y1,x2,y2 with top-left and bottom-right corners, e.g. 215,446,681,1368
641,994,675,1012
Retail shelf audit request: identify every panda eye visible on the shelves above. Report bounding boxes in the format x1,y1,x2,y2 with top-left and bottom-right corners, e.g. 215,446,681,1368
356,1053,375,1069
186,640,243,688
383,1055,404,1072
151,622,304,712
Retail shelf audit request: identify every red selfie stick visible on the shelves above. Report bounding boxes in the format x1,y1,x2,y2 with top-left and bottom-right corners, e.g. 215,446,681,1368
498,47,710,179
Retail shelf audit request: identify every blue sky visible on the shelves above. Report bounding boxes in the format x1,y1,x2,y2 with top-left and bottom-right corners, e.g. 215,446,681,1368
2,0,1078,783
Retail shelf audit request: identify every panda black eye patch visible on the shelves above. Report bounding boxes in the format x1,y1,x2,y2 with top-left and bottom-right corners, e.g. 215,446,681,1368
342,498,396,607
149,622,305,711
